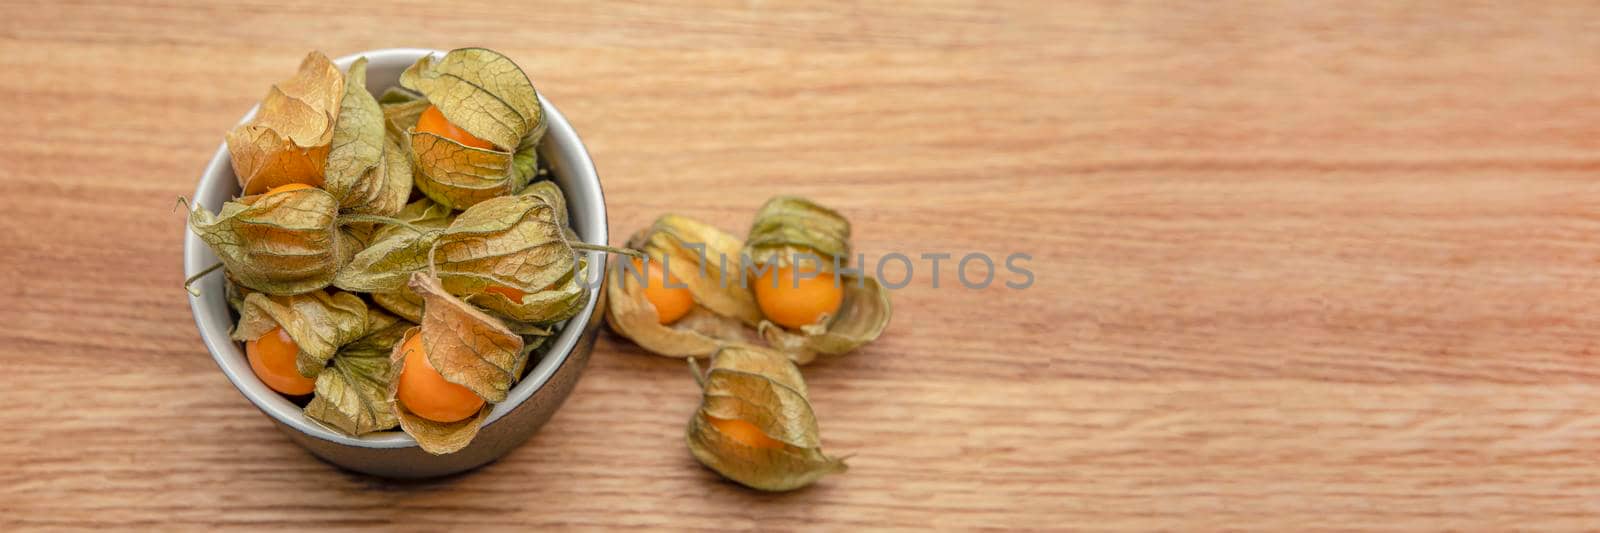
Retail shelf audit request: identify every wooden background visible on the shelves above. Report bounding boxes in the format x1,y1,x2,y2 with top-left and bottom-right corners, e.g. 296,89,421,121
4,1,1600,529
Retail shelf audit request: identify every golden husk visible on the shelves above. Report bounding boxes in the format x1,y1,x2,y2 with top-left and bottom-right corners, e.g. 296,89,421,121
189,187,345,296
462,181,587,325
400,48,543,150
325,57,410,216
468,259,590,325
741,196,890,362
760,273,892,365
304,309,407,436
230,290,369,378
741,196,851,270
399,48,544,210
385,272,528,454
225,52,343,195
604,215,762,358
409,272,526,404
686,345,846,491
373,288,424,324
387,327,491,455
433,194,573,297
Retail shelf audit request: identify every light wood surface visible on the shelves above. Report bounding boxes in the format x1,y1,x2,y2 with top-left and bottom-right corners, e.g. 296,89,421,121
5,1,1600,529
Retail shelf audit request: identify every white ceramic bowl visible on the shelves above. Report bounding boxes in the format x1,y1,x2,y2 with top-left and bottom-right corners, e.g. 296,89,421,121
183,48,607,478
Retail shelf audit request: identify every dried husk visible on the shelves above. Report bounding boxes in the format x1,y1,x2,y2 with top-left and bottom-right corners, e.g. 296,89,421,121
324,58,409,216
741,196,889,362
226,52,344,195
604,216,762,358
388,327,491,455
225,279,250,315
511,134,542,193
400,48,544,210
373,288,425,324
399,48,544,151
333,227,441,293
433,194,574,298
379,86,423,106
410,272,526,403
456,181,585,325
468,259,589,326
742,196,852,269
333,198,456,293
519,324,558,370
507,328,554,382
376,197,455,240
646,215,763,325
760,273,893,365
304,309,407,436
339,221,376,254
518,180,567,226
387,272,527,454
687,345,846,491
231,290,369,378
407,129,540,210
381,93,430,139
188,186,345,295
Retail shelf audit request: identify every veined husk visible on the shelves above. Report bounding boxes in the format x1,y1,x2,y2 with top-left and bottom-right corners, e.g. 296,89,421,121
463,181,586,325
401,48,544,152
468,258,590,326
324,57,411,217
400,48,544,210
741,196,890,363
605,215,762,358
380,88,429,138
389,273,526,455
519,181,567,225
379,197,456,238
304,308,408,436
334,228,436,292
433,194,574,298
339,187,574,299
742,196,851,269
188,186,345,295
339,193,586,328
652,215,764,325
226,52,343,195
687,344,847,491
760,274,893,365
333,198,456,294
231,290,369,378
339,221,375,254
387,327,489,455
225,279,251,315
411,272,526,404
359,199,452,323
373,288,424,324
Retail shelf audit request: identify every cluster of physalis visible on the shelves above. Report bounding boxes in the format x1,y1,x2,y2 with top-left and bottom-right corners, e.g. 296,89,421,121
606,197,893,491
185,49,622,454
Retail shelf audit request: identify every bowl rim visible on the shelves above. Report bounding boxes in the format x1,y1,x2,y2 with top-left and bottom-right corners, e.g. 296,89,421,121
183,48,607,449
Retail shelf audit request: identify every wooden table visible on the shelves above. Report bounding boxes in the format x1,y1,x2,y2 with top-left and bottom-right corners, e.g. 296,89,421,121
5,1,1600,529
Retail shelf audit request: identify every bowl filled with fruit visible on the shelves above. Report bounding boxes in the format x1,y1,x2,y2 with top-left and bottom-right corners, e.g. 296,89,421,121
183,48,607,478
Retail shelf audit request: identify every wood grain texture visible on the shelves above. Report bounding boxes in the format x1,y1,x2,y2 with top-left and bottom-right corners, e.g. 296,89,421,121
3,0,1600,529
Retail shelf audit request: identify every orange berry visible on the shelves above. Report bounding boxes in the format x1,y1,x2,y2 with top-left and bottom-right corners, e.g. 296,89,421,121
415,104,497,150
265,183,315,195
754,265,843,329
396,332,485,423
709,417,785,449
632,258,694,325
246,327,316,396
